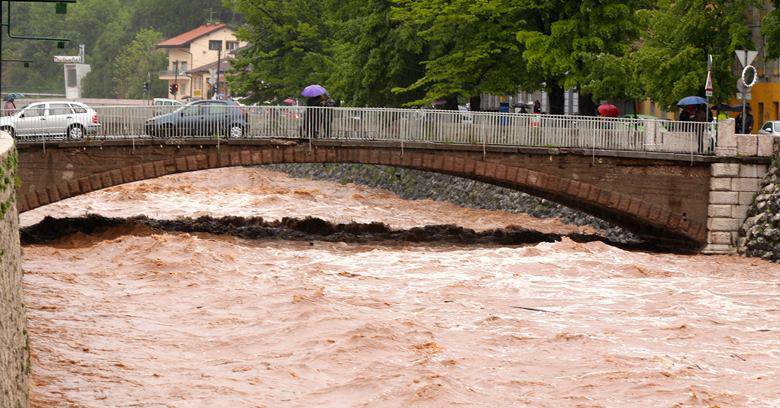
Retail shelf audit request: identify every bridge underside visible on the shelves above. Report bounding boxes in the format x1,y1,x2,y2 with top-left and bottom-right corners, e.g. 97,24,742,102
15,139,712,247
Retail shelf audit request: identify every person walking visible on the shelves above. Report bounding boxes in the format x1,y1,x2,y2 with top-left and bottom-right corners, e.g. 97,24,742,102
321,94,336,138
303,95,322,139
533,100,541,114
3,95,17,117
735,105,754,134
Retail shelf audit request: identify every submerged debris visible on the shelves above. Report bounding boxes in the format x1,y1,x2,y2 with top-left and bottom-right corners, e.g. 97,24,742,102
20,214,694,253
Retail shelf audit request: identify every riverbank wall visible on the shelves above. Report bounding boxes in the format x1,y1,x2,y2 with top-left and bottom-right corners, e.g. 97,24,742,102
0,132,28,407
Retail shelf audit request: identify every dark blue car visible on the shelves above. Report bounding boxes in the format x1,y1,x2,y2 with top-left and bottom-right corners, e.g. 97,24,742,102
145,100,249,138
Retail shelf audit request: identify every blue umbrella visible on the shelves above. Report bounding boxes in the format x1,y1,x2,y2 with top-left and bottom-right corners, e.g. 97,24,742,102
677,96,707,106
301,84,327,98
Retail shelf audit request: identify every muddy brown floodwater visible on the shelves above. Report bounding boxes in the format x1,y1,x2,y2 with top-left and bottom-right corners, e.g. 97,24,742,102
20,167,780,407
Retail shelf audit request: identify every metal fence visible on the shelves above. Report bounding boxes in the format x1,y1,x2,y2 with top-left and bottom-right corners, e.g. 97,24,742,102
7,104,715,154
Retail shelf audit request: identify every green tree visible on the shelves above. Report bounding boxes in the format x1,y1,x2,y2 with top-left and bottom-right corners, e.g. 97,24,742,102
516,0,650,114
327,0,427,107
224,0,333,104
112,29,168,99
762,1,780,59
633,0,756,109
391,0,536,108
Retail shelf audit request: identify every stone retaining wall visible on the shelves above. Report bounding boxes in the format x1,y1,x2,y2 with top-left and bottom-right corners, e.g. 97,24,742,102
704,118,775,253
704,162,767,253
0,131,28,407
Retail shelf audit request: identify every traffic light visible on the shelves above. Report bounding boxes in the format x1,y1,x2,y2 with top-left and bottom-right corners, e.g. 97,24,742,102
169,83,179,95
143,82,150,92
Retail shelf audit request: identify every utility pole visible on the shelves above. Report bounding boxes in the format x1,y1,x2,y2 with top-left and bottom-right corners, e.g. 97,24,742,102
209,39,222,99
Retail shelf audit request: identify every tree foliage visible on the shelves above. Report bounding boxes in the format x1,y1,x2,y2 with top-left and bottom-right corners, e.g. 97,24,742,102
0,0,239,98
390,0,535,106
223,0,333,104
762,1,780,59
633,0,756,109
112,29,168,99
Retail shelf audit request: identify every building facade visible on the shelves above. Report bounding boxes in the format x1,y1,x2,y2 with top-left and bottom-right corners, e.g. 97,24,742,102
157,23,247,100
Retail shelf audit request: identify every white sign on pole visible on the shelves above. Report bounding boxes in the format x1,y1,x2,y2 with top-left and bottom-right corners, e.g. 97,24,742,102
705,71,714,97
53,55,81,63
735,49,758,67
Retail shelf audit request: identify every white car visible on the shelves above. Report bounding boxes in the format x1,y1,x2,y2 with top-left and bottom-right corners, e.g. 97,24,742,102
0,101,101,139
759,121,780,136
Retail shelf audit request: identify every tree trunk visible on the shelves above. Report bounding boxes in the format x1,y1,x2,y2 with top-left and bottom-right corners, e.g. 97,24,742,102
444,94,459,110
547,82,565,115
578,92,597,116
469,95,481,112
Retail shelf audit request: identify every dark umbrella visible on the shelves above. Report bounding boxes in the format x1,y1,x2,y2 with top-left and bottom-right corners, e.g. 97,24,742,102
712,103,741,112
597,103,620,117
301,85,327,98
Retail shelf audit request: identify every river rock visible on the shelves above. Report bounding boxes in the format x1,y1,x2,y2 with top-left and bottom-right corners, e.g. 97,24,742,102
741,156,780,261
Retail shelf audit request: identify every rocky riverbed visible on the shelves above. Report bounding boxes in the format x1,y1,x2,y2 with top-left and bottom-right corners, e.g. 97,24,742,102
269,163,638,243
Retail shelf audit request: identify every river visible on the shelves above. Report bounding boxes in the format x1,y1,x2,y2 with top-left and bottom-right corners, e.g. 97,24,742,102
20,167,780,407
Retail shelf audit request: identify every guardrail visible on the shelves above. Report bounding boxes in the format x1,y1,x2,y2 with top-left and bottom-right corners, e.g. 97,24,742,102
7,105,715,154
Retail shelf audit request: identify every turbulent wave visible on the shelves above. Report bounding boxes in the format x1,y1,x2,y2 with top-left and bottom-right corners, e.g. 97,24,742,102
20,214,691,252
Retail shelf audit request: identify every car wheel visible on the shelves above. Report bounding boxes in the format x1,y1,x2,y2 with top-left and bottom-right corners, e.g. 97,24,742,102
67,124,85,140
229,124,244,138
0,126,14,138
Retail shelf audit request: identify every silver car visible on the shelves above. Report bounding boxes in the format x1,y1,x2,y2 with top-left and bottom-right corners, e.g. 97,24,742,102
759,121,780,136
0,101,101,139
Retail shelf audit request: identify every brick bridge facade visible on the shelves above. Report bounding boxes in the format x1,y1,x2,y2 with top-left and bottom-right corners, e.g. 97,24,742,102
15,136,773,250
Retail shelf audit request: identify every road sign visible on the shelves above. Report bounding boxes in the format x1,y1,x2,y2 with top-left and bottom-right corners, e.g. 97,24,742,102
742,65,758,88
705,71,713,97
53,55,81,63
735,49,758,67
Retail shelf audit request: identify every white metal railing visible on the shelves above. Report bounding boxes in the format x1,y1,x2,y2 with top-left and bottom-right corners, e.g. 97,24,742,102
6,104,715,154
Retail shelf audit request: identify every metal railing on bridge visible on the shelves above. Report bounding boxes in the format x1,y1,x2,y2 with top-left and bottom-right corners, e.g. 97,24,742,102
7,104,715,155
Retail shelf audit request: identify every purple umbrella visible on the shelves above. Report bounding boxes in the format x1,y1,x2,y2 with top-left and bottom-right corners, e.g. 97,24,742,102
301,84,327,98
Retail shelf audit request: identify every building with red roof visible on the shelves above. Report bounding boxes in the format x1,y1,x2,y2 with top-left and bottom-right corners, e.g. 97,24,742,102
157,23,247,100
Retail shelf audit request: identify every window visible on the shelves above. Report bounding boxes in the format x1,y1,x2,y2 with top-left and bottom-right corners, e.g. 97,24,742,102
763,122,773,133
180,62,188,72
66,68,77,87
49,103,73,116
70,104,87,113
226,41,239,51
183,104,205,116
23,105,45,117
208,103,227,115
208,40,222,51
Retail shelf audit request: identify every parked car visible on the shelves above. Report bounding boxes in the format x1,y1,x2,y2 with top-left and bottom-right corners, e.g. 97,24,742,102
0,101,100,139
759,121,780,136
153,98,183,115
145,100,249,138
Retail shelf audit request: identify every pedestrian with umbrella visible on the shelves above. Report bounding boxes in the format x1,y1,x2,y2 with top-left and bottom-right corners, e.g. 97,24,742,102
597,103,620,117
677,96,710,153
301,85,327,139
2,93,19,117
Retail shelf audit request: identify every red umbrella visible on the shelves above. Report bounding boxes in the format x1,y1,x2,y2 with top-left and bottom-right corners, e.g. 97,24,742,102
598,103,620,117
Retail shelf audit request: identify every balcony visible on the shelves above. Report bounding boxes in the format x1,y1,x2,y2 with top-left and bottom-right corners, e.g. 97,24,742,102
158,70,191,80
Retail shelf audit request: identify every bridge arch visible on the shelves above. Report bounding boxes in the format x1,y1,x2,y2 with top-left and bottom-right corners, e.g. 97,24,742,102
15,140,708,247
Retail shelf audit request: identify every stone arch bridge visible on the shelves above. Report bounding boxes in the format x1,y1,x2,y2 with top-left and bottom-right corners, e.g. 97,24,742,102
14,136,773,251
